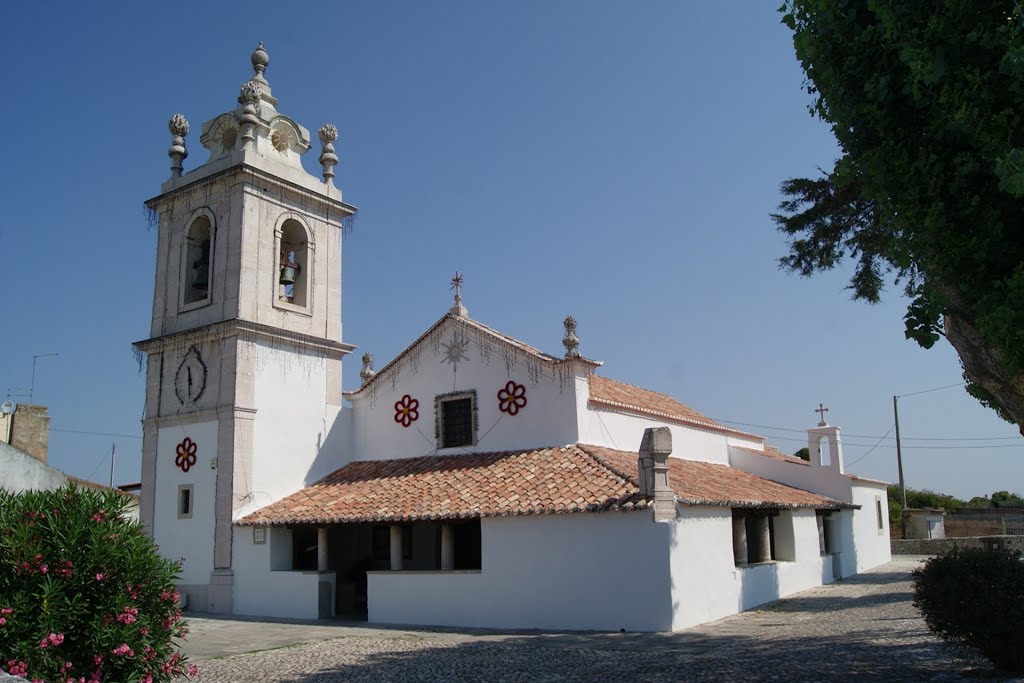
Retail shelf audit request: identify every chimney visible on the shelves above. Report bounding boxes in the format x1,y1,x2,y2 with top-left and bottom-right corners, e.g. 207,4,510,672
6,405,50,464
639,427,675,521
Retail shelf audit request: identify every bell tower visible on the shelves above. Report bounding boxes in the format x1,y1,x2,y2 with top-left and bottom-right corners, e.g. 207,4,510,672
134,44,356,614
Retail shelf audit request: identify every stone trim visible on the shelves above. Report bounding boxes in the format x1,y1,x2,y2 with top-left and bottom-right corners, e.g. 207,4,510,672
134,318,355,358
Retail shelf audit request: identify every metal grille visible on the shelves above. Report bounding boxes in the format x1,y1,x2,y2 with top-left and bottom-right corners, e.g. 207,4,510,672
442,398,474,448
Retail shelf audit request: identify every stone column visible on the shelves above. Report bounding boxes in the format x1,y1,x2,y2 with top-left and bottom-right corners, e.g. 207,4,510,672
732,513,748,566
390,525,403,571
754,513,772,563
440,523,454,571
317,527,329,572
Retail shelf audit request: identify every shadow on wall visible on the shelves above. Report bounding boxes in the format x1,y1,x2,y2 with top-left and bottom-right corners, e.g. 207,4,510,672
304,413,349,486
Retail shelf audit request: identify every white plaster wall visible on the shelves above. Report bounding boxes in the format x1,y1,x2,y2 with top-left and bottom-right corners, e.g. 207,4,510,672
669,507,835,630
578,406,761,465
729,447,854,503
350,320,580,461
232,526,326,619
847,482,892,573
369,511,673,631
242,340,343,518
0,442,67,493
152,420,218,586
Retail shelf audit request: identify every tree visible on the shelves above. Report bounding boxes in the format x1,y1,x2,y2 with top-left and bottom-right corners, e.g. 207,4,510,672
793,447,810,461
887,484,963,526
775,2,1024,433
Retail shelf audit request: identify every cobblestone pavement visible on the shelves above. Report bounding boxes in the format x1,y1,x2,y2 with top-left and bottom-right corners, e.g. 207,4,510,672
190,557,998,682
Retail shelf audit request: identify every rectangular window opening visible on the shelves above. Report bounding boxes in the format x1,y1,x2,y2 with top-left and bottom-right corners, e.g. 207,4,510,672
876,496,885,534
177,485,193,519
436,392,477,449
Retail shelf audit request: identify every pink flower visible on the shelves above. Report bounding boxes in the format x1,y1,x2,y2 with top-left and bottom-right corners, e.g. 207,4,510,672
0,618,6,626
112,643,134,657
117,607,139,624
1,608,12,614
95,573,104,581
187,664,199,677
7,660,28,676
141,675,153,683
39,564,48,574
60,661,73,672
40,632,65,648
139,626,149,635
93,655,103,665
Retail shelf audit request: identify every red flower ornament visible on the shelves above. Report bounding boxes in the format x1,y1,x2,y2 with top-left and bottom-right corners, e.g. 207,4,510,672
175,438,198,473
394,394,419,428
497,381,527,416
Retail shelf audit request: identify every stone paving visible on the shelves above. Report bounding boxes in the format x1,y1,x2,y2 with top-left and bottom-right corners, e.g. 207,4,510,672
188,557,1001,682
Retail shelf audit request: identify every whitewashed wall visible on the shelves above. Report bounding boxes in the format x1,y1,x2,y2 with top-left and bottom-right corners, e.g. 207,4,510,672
577,405,762,464
729,446,855,503
152,420,218,596
240,341,343,518
369,511,673,631
668,507,833,630
848,482,892,573
0,442,67,493
232,526,327,619
349,319,581,461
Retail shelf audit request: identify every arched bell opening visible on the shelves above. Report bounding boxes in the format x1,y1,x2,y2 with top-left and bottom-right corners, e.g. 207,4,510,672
278,219,309,307
182,216,212,306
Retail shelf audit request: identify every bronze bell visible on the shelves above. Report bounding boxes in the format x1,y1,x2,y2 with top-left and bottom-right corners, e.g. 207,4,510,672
279,265,296,285
192,260,209,290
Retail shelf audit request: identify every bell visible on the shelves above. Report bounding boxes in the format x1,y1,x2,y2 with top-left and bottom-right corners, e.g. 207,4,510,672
192,265,209,290
279,265,296,285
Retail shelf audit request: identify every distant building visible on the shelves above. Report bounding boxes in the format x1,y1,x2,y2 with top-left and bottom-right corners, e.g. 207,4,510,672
135,44,891,631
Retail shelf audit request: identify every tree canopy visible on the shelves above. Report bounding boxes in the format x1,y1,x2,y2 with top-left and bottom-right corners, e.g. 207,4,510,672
775,1,1024,431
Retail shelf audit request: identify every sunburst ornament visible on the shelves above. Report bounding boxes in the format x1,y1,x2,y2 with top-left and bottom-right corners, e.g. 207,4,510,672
441,335,470,366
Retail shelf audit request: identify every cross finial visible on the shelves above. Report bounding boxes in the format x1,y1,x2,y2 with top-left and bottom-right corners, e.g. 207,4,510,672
815,403,829,426
448,271,468,318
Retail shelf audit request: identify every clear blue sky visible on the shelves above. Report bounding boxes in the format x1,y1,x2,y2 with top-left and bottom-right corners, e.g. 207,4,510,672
1,2,1020,499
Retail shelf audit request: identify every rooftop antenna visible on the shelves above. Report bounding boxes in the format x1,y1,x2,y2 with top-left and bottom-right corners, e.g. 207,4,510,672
30,353,59,404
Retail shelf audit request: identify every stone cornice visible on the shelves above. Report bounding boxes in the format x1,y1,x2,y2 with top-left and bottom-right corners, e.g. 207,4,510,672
145,156,357,219
134,318,356,358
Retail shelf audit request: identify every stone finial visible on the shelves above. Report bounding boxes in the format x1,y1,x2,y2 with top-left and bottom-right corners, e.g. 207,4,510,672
239,81,260,148
562,315,580,358
449,271,468,318
360,352,375,382
318,123,339,183
251,41,270,81
639,427,675,522
168,113,190,177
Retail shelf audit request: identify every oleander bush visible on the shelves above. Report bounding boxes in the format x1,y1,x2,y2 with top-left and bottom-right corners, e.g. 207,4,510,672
912,547,1024,674
0,484,197,682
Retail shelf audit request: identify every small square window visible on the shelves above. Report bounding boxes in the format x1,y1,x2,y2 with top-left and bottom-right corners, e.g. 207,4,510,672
177,485,193,520
435,392,477,449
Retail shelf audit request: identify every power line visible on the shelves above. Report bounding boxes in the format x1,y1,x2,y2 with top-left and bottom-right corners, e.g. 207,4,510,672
847,424,894,468
50,428,142,440
763,432,1022,450
716,419,1020,443
897,382,966,398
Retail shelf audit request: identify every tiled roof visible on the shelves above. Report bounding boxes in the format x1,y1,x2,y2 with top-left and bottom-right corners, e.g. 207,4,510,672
239,444,848,526
587,376,761,439
579,445,845,510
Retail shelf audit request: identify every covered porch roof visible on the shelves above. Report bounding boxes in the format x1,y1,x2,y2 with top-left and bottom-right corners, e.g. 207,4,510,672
238,444,852,527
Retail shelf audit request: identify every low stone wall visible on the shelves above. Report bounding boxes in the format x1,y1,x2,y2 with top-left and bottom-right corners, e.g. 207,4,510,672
892,535,1024,555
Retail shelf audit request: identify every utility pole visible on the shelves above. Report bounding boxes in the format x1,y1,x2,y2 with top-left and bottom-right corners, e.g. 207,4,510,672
109,442,117,489
893,394,907,531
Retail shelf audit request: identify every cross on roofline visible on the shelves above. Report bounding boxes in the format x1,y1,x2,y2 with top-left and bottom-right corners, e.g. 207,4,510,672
815,403,829,426
450,272,464,299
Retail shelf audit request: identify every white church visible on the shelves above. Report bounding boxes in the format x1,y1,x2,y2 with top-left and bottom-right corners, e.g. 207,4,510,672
135,45,891,632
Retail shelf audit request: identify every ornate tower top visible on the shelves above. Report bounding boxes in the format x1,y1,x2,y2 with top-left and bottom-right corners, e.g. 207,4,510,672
449,272,468,318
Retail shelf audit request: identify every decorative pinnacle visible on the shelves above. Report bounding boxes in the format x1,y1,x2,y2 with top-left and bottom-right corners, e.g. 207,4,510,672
360,352,375,383
449,271,468,318
251,41,270,80
318,123,339,183
167,113,190,177
563,315,580,358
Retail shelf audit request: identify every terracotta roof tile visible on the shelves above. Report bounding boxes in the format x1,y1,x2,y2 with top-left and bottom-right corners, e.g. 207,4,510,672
239,444,848,526
579,445,844,510
587,376,761,439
